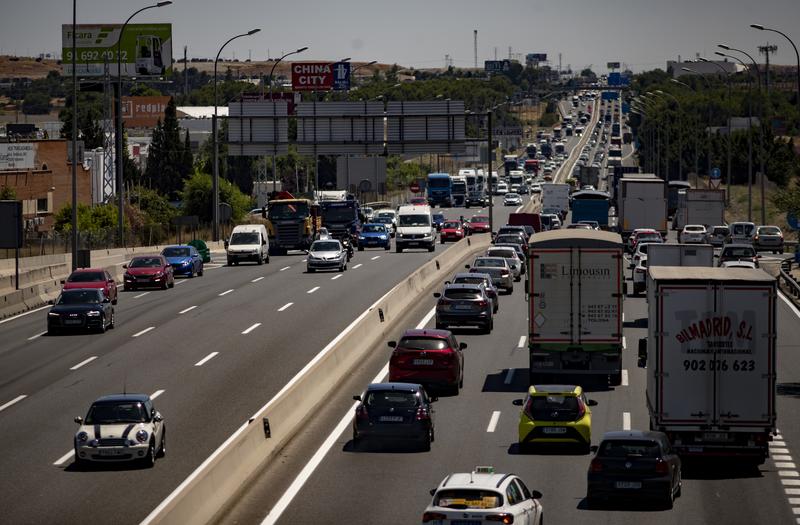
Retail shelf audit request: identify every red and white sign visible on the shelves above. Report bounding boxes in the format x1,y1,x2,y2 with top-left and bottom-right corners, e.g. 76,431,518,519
410,182,421,193
291,62,335,91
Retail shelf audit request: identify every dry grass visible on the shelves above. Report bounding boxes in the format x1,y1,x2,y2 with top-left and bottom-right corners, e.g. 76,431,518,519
725,179,787,230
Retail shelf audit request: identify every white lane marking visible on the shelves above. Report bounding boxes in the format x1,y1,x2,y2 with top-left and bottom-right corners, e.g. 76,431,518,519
278,302,293,312
150,389,165,400
622,369,629,386
194,352,219,367
280,266,291,272
486,411,501,433
70,356,98,371
0,305,50,325
219,289,234,296
371,255,381,260
302,259,307,263
252,276,265,282
0,395,27,412
622,312,626,322
331,274,342,280
353,264,363,269
53,449,75,466
772,441,788,447
134,292,150,299
774,448,792,455
179,306,197,314
780,470,800,477
517,336,527,348
788,488,800,495
775,455,794,461
28,331,47,341
307,286,320,294
785,479,800,486
242,323,261,335
623,412,631,431
622,336,627,349
132,326,155,338
515,205,523,213
776,462,798,469
504,369,515,385
257,305,437,525
175,279,188,285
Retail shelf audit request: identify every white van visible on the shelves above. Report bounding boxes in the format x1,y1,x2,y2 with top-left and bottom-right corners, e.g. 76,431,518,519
395,204,435,253
226,224,270,265
728,221,756,245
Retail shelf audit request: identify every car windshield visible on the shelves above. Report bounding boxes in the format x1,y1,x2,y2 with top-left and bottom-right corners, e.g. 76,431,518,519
475,258,506,268
377,212,395,219
527,394,580,421
429,178,450,188
57,290,102,304
230,232,260,245
443,289,481,300
322,206,356,222
637,234,661,243
362,225,386,233
375,217,393,225
312,241,340,252
686,226,705,232
471,216,489,223
398,337,448,350
495,235,523,244
487,249,515,259
454,276,488,286
67,271,105,282
599,439,661,458
759,227,781,235
129,257,163,268
433,489,503,509
364,390,418,408
268,202,309,220
399,214,430,227
162,247,191,257
433,214,445,221
724,247,755,257
443,221,461,229
505,193,520,198
713,227,730,235
85,401,148,424
733,224,755,235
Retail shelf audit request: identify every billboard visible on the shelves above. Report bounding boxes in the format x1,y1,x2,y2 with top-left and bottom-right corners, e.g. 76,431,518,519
62,23,173,77
607,61,621,70
291,61,350,91
485,60,511,73
0,143,36,170
526,53,547,64
121,96,170,128
240,92,301,114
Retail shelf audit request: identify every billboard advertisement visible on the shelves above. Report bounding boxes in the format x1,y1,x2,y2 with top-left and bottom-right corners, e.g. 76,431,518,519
526,53,547,64
607,61,621,70
62,23,173,77
121,96,170,128
291,62,350,91
0,143,37,170
484,60,511,73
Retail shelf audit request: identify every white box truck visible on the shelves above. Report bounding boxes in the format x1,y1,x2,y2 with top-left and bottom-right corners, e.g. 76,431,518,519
672,189,725,230
541,183,571,219
647,243,714,268
618,174,667,240
528,230,626,385
639,267,777,464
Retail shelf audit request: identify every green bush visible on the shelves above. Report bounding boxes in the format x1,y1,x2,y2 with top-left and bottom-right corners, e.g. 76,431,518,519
180,169,251,223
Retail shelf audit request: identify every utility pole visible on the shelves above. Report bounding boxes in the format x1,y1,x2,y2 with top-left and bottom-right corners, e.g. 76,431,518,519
183,45,188,96
473,30,478,69
759,43,778,94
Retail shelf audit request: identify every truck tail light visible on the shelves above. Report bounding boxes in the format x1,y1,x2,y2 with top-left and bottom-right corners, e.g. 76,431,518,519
589,458,604,473
485,513,514,523
655,458,669,474
422,512,446,523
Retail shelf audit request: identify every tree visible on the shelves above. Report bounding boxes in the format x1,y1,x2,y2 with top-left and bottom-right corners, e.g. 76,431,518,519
144,98,191,199
0,185,17,200
128,185,177,225
180,169,251,222
59,93,103,149
22,91,51,114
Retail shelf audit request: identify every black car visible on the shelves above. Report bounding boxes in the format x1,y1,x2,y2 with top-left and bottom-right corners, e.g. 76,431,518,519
352,383,435,450
496,225,529,242
47,289,115,334
587,430,682,508
447,272,500,313
434,283,494,333
493,233,527,249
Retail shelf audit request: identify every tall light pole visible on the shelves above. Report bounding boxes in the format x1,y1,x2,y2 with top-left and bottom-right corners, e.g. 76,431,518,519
719,44,766,224
636,96,661,176
70,0,78,270
751,24,800,120
681,67,714,180
115,1,172,247
350,60,377,84
644,93,668,179
656,90,684,182
213,28,260,242
699,57,734,205
670,78,702,187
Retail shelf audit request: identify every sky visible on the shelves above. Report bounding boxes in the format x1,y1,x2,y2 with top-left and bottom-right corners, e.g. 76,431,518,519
2,0,799,73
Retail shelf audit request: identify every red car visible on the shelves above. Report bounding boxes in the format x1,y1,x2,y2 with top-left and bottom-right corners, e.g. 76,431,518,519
466,215,491,235
61,268,118,305
409,197,428,206
123,255,175,291
439,220,465,244
388,329,465,395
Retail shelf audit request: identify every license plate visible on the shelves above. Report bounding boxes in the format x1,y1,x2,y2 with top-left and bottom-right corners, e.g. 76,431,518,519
543,427,567,434
536,360,554,367
413,359,434,365
455,304,472,310
407,242,419,246
615,481,642,489
379,416,403,422
63,319,82,325
97,448,126,456
138,277,151,281
452,521,481,525
703,432,729,442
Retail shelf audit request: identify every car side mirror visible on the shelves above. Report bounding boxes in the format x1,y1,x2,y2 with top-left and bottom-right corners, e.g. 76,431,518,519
122,264,128,269
47,299,54,305
103,297,110,303
587,399,598,407
433,292,441,298
590,445,599,453
524,280,529,295
512,399,523,406
224,240,229,249
153,413,163,423
429,488,437,496
530,490,543,500
352,395,362,402
387,341,397,348
60,279,65,284
459,342,467,350
74,416,83,424
623,282,629,296
464,264,471,269
638,338,648,368
444,281,451,285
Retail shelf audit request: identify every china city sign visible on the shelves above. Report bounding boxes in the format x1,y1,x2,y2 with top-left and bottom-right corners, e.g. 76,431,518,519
291,61,350,91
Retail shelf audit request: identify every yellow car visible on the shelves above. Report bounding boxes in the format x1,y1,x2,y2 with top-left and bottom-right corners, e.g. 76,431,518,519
516,384,597,452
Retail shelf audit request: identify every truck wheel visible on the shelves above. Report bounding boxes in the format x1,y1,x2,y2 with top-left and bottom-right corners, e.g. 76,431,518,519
396,246,403,253
257,255,264,265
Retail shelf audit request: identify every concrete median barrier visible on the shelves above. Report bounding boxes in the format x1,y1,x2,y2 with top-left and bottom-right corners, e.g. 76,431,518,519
141,234,491,525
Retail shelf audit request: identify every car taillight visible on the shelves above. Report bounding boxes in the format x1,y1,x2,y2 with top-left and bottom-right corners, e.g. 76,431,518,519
422,512,447,523
416,407,431,421
477,300,488,307
754,235,759,240
438,299,452,306
502,273,510,278
485,513,514,523
576,397,586,419
355,405,369,421
655,458,669,474
589,458,603,473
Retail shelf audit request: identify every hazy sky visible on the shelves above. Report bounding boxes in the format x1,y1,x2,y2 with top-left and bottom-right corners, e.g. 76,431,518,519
2,0,799,73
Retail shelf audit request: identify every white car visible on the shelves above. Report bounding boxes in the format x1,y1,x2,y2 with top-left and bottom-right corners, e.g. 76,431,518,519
721,260,757,269
630,241,661,270
496,182,509,195
503,192,522,206
531,184,542,194
631,256,648,295
73,394,165,467
423,466,543,524
376,210,398,230
680,224,708,244
486,246,523,281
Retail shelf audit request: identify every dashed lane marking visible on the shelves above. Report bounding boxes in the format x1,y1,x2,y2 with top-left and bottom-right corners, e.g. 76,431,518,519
331,274,342,280
353,264,363,269
252,276,265,282
219,289,234,296
307,287,320,294
132,326,155,338
486,411,501,433
517,336,527,348
0,395,27,413
242,323,261,335
623,412,631,431
134,292,150,299
28,331,47,341
278,303,293,312
622,369,629,386
179,306,197,314
69,356,98,371
194,352,219,367
280,266,291,272
371,256,381,261
150,389,165,400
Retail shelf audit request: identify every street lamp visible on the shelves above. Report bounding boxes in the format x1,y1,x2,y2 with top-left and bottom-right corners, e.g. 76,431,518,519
115,1,172,247
635,97,660,175
656,90,684,182
670,78,704,188
698,56,734,205
751,24,800,119
681,67,714,180
351,60,377,76
212,28,260,242
643,93,667,179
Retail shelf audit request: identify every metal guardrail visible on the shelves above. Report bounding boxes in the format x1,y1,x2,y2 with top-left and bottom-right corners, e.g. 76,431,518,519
779,257,800,298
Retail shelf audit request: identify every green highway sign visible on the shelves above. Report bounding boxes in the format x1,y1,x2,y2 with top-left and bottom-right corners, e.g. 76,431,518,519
62,23,173,78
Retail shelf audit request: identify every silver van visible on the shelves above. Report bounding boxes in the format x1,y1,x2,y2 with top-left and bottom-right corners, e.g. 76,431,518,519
727,222,756,245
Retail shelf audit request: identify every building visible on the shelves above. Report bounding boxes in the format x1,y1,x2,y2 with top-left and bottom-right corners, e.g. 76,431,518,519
667,59,741,78
0,140,92,233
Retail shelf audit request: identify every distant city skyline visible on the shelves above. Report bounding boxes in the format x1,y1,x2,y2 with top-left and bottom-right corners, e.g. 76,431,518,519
2,0,799,73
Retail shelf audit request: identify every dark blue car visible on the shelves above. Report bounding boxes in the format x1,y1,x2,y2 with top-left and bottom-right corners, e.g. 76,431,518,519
161,245,204,277
432,213,446,231
357,223,391,251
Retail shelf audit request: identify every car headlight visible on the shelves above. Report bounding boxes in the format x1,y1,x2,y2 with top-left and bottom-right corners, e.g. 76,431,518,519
76,431,88,443
359,236,365,240
124,273,134,280
380,235,387,240
136,429,149,443
86,310,101,317
48,312,60,317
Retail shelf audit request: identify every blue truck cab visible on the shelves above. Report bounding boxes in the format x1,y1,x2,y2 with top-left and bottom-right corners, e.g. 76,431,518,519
427,173,453,207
